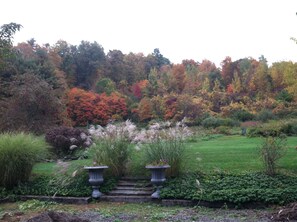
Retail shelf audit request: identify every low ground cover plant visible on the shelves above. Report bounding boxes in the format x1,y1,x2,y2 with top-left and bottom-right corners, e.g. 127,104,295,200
0,133,49,189
11,174,117,197
161,172,297,207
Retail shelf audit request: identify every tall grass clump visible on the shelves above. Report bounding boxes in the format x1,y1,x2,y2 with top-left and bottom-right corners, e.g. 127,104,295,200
0,132,49,189
140,119,193,177
88,121,136,177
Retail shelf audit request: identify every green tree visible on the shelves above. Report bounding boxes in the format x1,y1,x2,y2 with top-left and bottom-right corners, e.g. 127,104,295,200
0,23,22,97
74,41,105,89
95,77,116,95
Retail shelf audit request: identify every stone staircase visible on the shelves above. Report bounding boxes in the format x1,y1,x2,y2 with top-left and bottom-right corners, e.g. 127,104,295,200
101,177,154,203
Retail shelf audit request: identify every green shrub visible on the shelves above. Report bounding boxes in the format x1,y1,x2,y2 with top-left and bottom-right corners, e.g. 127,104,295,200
257,109,276,122
214,126,232,135
0,133,49,189
276,90,293,102
201,117,239,128
248,120,297,137
259,135,287,176
231,110,255,121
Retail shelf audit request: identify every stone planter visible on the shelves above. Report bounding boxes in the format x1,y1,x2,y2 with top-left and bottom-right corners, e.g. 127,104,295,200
145,165,170,199
84,166,108,199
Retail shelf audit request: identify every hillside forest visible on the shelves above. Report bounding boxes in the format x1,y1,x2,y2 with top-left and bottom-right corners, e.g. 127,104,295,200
1,23,297,134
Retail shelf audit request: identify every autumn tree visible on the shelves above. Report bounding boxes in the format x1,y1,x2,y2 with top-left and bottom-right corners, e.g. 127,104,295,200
249,58,272,98
170,64,186,93
67,88,127,126
137,97,153,122
282,61,297,100
0,73,68,134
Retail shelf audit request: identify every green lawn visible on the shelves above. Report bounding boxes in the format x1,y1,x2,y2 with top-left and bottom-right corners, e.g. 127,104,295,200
184,135,297,174
32,135,297,176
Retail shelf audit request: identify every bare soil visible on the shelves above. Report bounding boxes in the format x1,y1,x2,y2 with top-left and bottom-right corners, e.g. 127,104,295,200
0,201,278,222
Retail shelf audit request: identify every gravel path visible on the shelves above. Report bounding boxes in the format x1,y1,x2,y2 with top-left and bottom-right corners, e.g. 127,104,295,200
74,208,272,222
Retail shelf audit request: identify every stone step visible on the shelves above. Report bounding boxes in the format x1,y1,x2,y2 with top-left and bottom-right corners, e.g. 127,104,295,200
108,190,153,196
115,187,153,191
117,181,151,187
101,195,153,203
121,176,150,181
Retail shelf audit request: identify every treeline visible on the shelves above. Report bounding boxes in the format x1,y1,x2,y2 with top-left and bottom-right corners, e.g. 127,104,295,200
1,23,297,133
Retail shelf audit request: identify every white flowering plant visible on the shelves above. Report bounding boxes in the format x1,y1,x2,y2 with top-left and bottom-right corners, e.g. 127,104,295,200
142,119,192,177
88,119,192,177
88,120,137,176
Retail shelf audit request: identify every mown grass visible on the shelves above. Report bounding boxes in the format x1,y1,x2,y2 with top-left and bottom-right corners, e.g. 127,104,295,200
32,135,297,176
184,135,297,174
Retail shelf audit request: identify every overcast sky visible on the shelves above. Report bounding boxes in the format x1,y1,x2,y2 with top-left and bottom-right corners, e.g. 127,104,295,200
1,0,297,66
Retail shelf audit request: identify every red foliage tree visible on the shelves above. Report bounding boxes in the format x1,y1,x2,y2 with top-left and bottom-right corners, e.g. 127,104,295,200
131,80,149,100
67,88,127,126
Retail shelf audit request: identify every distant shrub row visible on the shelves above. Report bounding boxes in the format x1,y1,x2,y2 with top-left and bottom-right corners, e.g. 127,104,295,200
248,119,297,137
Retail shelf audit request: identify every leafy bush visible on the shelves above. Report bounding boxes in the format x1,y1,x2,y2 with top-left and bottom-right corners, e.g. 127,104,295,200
161,172,297,206
259,135,287,175
231,110,255,121
45,126,92,158
257,109,276,122
214,126,232,135
248,120,297,137
0,133,49,189
201,117,239,128
276,90,293,102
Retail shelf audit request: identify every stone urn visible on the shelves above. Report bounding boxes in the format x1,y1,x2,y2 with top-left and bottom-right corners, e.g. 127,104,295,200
84,166,108,199
145,165,170,199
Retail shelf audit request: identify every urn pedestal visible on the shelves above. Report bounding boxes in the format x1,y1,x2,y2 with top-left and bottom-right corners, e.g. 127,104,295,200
84,166,108,199
145,165,170,199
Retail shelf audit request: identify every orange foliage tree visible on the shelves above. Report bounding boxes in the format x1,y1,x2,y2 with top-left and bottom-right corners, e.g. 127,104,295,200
67,88,127,126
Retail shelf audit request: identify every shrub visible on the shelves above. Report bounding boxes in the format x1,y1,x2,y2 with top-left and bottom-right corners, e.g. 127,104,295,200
259,135,287,176
201,117,239,128
45,126,92,158
257,109,276,122
248,120,297,137
214,126,232,135
231,109,255,121
276,90,293,102
0,133,49,189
